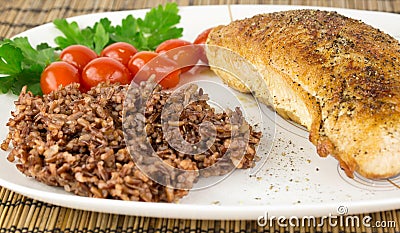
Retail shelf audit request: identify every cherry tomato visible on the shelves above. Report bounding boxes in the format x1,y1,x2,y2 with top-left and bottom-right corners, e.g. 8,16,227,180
128,51,180,89
193,27,214,64
155,39,199,73
193,27,213,44
155,39,192,53
127,51,158,78
81,57,132,92
40,61,80,95
59,45,97,72
159,69,181,89
100,42,138,66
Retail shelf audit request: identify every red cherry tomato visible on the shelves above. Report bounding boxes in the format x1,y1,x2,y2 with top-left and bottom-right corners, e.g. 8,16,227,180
40,61,80,95
128,51,180,89
127,51,158,78
59,45,97,72
193,27,213,44
155,39,199,73
81,57,132,92
100,42,138,66
159,69,181,89
193,28,214,64
155,39,192,53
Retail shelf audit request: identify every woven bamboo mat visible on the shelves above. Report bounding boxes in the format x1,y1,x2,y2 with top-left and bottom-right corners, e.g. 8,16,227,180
1,0,400,232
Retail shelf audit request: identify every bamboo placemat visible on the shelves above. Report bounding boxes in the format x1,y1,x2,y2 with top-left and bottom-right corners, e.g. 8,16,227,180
1,0,400,232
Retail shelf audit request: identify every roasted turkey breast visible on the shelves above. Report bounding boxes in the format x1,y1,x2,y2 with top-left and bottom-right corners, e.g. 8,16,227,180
206,9,400,179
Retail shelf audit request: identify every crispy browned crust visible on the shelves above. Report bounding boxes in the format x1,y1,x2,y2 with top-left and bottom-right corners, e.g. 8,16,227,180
206,9,400,179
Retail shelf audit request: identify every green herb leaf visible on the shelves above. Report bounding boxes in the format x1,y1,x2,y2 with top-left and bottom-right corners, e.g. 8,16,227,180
11,38,56,68
139,2,181,33
11,64,43,96
98,18,115,34
137,2,183,50
53,19,93,49
93,23,109,54
36,42,53,51
0,75,14,94
0,44,23,75
110,15,146,49
54,18,114,54
0,38,56,95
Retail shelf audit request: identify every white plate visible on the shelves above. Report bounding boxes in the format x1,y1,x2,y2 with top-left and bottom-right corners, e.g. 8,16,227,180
1,5,400,220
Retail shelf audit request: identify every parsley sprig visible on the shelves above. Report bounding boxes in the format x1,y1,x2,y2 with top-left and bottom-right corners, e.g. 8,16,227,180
54,2,183,53
0,38,57,95
0,3,183,96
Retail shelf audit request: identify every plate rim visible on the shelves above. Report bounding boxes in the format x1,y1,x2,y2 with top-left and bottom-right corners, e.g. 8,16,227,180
1,4,400,220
